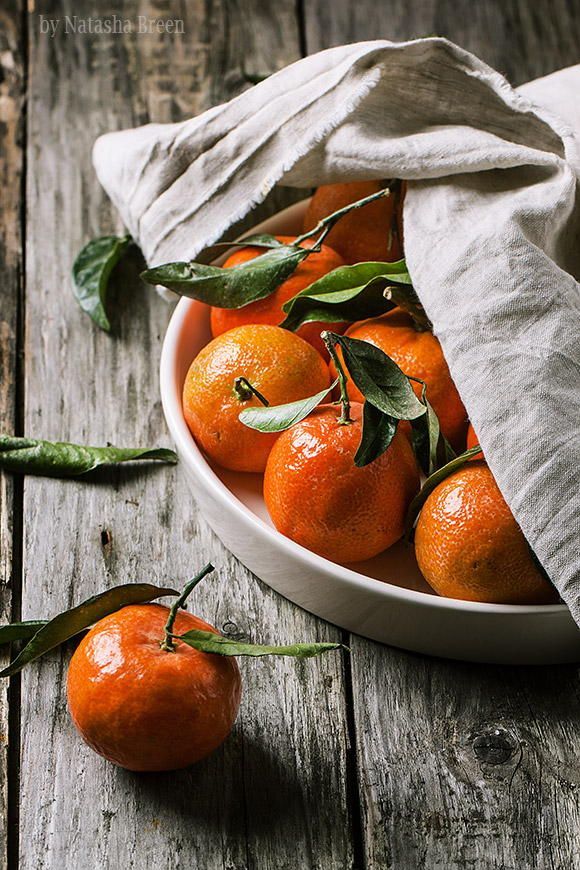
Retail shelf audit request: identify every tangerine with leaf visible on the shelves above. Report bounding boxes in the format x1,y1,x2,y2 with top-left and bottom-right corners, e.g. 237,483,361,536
261,334,421,563
67,605,242,771
67,566,241,771
333,306,467,451
264,402,420,563
302,180,403,264
211,236,346,357
65,566,341,771
183,324,330,472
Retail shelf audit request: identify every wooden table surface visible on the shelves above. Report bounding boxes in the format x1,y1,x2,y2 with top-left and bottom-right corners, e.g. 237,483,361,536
1,1,580,868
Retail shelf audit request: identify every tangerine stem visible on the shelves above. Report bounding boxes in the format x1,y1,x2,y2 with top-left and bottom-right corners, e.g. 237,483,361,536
294,182,395,250
322,332,352,425
160,563,215,652
383,285,431,332
233,377,270,406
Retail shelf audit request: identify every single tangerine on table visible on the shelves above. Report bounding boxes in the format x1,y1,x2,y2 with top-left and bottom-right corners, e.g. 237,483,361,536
414,460,557,605
183,324,330,473
67,604,242,771
333,310,468,451
210,236,346,357
264,402,420,563
302,180,403,264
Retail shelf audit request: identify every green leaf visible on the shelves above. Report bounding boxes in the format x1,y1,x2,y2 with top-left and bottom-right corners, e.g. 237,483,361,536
202,234,284,253
410,396,440,476
281,260,411,331
175,629,344,658
404,445,483,540
0,621,48,644
238,379,338,433
217,234,283,249
72,235,132,332
0,584,178,677
410,383,456,476
0,435,177,477
330,334,426,421
141,244,308,309
354,402,398,467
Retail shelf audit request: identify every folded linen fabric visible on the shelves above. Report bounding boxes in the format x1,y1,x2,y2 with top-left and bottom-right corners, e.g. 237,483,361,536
93,39,580,621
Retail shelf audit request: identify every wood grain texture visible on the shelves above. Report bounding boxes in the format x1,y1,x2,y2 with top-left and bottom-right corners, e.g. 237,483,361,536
350,644,580,870
304,4,580,869
0,1,24,867
14,1,580,869
304,0,580,85
19,2,352,868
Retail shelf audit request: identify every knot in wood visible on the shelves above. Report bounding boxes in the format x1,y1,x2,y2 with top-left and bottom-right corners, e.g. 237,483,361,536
472,727,517,765
221,620,248,641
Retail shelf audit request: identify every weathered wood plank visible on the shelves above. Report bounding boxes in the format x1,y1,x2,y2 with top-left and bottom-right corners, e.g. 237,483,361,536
304,4,580,868
304,0,580,86
350,645,580,869
19,2,352,868
0,1,24,867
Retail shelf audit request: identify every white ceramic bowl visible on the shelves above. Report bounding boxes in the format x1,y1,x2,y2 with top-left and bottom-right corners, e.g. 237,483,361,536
160,200,580,664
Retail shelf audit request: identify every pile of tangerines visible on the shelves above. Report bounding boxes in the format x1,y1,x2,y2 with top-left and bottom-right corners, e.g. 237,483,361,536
2,181,555,778
182,181,556,607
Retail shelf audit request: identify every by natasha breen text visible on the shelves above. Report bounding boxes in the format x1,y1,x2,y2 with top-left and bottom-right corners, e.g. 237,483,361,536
38,15,185,37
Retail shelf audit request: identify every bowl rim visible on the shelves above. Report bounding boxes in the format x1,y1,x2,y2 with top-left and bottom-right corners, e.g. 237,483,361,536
159,200,567,621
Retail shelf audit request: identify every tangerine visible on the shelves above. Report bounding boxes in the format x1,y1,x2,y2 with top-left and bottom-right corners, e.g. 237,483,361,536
334,311,467,450
211,236,346,357
264,402,420,563
183,324,330,472
67,604,242,771
414,461,556,604
302,181,402,264
466,422,479,450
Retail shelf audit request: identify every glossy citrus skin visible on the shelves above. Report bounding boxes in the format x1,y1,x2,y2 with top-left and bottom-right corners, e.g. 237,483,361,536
264,402,420,563
183,324,330,472
466,422,479,450
414,461,556,605
302,181,402,264
334,310,467,450
211,236,346,357
67,604,242,771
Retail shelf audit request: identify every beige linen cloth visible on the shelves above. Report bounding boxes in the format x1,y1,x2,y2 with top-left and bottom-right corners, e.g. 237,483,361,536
93,40,580,621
